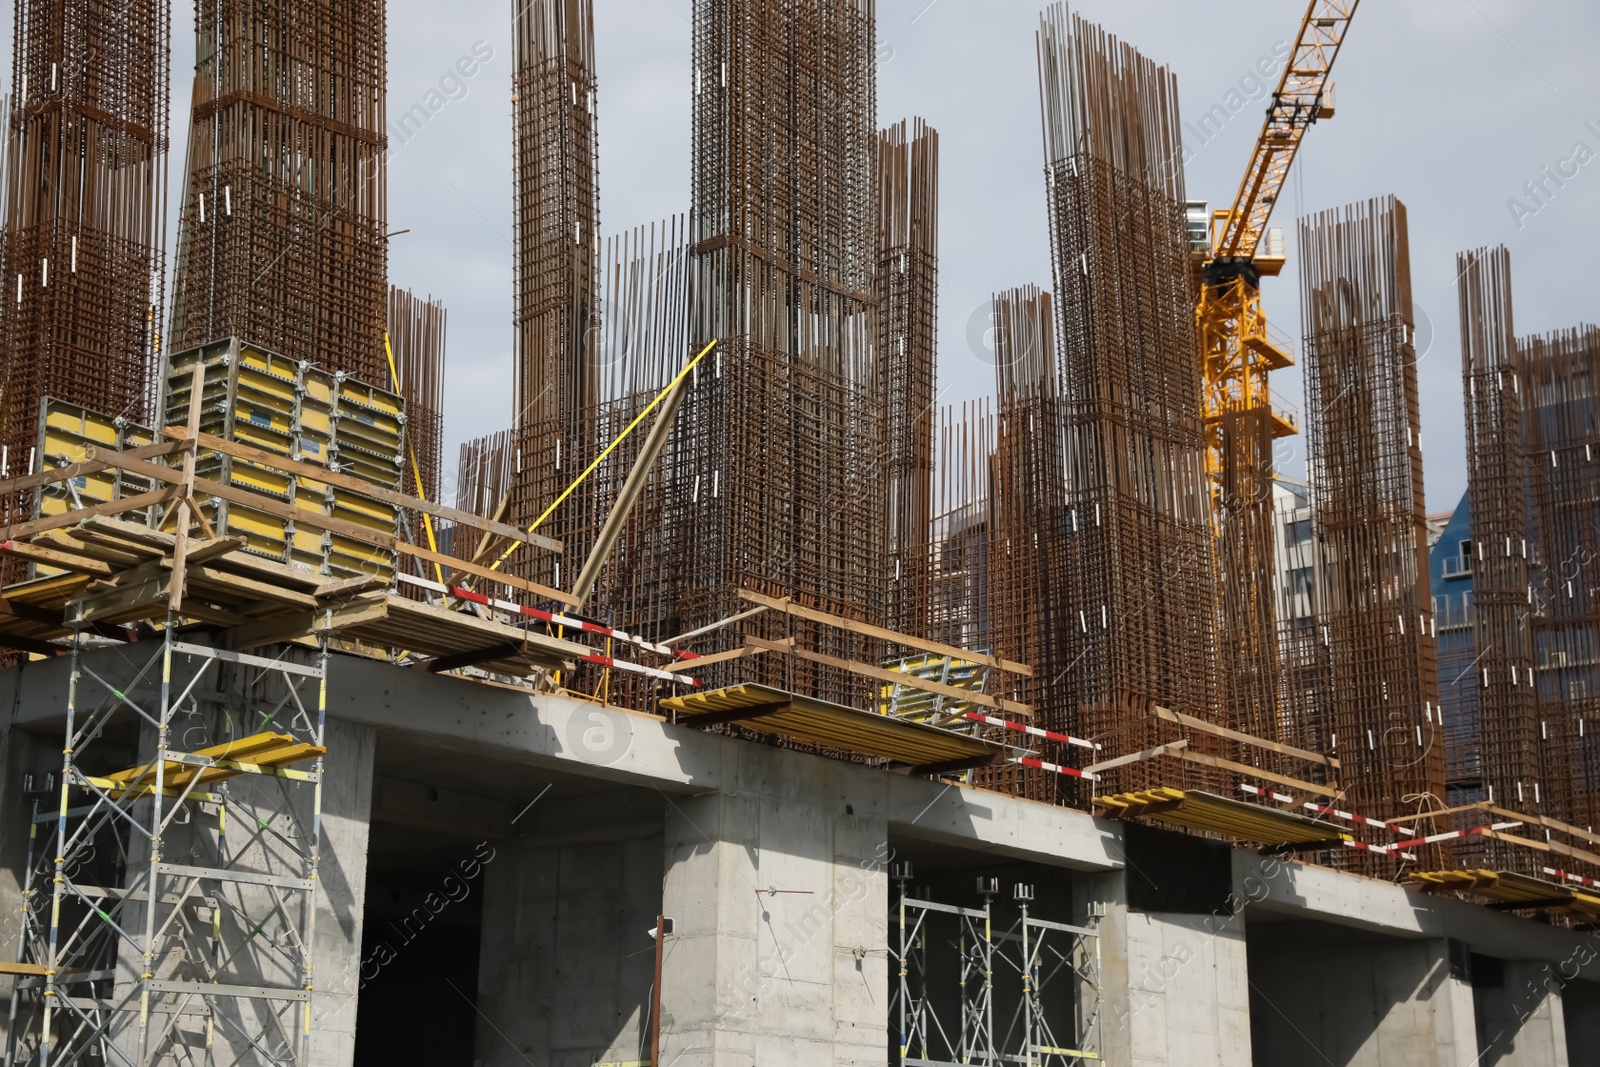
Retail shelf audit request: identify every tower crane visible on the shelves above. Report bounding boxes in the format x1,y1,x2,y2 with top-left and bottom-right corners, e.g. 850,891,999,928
1198,0,1359,502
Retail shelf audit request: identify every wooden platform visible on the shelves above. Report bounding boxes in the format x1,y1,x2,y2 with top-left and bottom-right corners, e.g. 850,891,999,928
0,515,590,676
1094,787,1350,848
661,683,1016,774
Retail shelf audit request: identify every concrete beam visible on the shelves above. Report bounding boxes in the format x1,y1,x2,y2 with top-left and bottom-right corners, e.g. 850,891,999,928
1233,853,1600,981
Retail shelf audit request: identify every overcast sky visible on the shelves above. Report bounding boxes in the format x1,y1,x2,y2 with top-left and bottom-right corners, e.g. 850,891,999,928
11,1,1597,512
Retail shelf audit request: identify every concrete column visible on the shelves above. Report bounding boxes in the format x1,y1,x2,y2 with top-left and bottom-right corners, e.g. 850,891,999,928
1474,960,1571,1066
308,717,378,1067
0,722,53,1049
1249,933,1477,1066
475,828,664,1066
1084,871,1252,1066
660,756,889,1067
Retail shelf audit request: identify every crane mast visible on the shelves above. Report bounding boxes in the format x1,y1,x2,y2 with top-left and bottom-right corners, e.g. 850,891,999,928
1199,0,1359,501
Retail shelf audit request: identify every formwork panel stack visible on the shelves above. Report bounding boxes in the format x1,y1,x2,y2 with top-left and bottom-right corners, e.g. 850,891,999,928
1037,4,1221,791
0,0,171,525
169,0,389,387
1300,196,1443,834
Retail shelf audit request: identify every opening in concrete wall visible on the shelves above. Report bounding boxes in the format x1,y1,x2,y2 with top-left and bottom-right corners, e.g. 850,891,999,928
1247,917,1477,1066
886,835,1097,1063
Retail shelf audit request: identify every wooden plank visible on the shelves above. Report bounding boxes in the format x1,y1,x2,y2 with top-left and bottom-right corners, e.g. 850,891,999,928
314,574,389,600
168,359,206,612
1485,806,1600,850
229,598,391,650
657,644,767,674
1168,748,1340,799
0,632,65,657
163,427,560,552
424,642,524,674
1153,705,1339,769
0,488,178,542
181,474,581,608
738,589,1034,677
744,634,1033,718
0,539,117,577
185,565,322,610
1084,739,1189,776
0,598,64,625
183,537,247,566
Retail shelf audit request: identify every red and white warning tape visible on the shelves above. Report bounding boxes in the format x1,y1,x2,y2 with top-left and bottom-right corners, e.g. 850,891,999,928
1545,867,1600,890
1389,821,1524,852
1012,755,1097,781
1343,839,1418,861
398,574,700,686
962,712,1099,751
1239,784,1416,835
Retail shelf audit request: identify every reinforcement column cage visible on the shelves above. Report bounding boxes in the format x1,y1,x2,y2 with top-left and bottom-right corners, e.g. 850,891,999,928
988,287,1073,800
877,118,939,639
1519,324,1600,836
508,0,601,592
388,287,447,554
669,0,884,707
1299,195,1443,835
4,628,330,1067
1456,246,1538,863
168,0,389,386
1037,4,1222,792
0,0,171,527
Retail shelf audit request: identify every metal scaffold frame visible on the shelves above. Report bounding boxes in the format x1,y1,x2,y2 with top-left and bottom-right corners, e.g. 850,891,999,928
999,885,1103,1065
5,627,329,1066
892,867,1101,1067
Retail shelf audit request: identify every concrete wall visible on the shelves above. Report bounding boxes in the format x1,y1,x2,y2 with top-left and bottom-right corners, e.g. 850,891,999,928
1084,871,1252,1067
476,823,664,1065
660,754,890,1067
1475,960,1571,1067
1249,927,1477,1066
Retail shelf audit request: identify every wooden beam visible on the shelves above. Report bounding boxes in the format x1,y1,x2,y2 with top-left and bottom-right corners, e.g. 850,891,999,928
0,632,65,657
737,589,1034,678
909,754,1004,777
656,644,766,674
167,359,206,612
162,427,560,552
0,539,117,578
1485,805,1600,850
569,374,692,607
424,642,524,674
0,597,66,625
675,700,791,729
0,488,178,542
1169,747,1339,799
182,537,247,566
229,597,390,650
1153,705,1339,769
1084,739,1189,777
744,634,1033,717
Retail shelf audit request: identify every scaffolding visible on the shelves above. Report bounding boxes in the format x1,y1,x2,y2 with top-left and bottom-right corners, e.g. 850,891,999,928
891,866,1101,1067
5,630,329,1065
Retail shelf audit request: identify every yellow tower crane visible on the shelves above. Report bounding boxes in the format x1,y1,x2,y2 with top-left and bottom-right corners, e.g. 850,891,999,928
1198,0,1359,499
